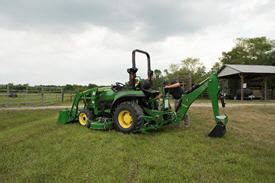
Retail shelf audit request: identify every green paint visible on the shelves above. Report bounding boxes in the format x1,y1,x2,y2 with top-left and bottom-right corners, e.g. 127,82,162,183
89,120,113,130
57,109,70,124
57,73,228,135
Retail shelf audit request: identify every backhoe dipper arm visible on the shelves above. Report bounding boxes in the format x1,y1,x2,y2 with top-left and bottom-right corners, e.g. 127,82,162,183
176,73,228,137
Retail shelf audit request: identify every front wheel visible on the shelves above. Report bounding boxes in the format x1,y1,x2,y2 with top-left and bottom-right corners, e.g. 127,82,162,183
113,102,143,133
78,109,93,126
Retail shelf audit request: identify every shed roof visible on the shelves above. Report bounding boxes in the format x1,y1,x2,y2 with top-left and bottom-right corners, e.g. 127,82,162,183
218,64,275,77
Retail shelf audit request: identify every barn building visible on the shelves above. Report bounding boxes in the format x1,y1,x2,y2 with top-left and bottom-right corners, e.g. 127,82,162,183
218,65,275,100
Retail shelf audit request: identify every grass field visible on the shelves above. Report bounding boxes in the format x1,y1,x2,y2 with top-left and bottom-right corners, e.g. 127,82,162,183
0,106,274,182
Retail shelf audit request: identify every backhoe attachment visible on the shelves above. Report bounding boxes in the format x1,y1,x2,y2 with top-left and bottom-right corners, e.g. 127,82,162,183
176,72,228,137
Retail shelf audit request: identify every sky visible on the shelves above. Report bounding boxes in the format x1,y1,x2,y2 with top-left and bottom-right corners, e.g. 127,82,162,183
0,0,274,85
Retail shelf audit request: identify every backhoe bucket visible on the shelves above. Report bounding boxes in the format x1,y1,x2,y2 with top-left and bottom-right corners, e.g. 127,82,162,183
57,109,71,124
208,115,228,137
208,122,226,137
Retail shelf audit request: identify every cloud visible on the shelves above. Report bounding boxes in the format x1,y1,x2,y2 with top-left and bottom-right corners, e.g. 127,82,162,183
0,0,237,40
0,0,274,85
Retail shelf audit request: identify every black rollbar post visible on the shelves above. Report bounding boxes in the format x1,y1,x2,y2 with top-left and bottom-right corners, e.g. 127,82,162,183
128,49,153,88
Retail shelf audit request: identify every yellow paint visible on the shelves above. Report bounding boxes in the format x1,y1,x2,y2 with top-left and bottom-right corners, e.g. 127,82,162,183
79,113,88,126
118,110,133,128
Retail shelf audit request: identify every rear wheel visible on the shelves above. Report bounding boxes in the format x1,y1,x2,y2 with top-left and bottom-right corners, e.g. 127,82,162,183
78,109,93,126
113,101,143,133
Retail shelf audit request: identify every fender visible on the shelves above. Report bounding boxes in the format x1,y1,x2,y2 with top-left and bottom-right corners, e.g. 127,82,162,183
111,90,145,111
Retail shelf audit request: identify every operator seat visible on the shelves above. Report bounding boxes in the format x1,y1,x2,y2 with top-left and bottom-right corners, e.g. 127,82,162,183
140,79,160,98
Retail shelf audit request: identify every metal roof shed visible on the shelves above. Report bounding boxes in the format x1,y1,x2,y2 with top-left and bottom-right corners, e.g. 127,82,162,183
218,64,275,100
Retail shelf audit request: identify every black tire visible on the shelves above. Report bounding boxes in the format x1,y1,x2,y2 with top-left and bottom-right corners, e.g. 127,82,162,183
86,120,91,129
78,109,93,126
113,101,143,133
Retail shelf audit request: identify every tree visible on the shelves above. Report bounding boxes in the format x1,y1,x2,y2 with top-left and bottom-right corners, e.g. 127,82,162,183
163,69,169,76
169,64,180,73
64,84,74,91
165,57,207,88
211,62,223,73
180,58,207,84
154,69,162,78
220,37,275,65
181,58,204,73
88,83,97,88
152,69,163,89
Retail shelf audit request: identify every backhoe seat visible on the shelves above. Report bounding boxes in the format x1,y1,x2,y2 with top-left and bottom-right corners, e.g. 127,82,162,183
140,79,160,98
143,89,160,98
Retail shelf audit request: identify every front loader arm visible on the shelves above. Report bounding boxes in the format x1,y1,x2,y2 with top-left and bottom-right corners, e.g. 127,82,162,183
176,73,228,137
67,88,98,122
57,89,93,124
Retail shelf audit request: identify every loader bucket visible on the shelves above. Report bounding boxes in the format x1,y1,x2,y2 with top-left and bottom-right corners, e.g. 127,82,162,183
208,122,226,138
57,109,71,124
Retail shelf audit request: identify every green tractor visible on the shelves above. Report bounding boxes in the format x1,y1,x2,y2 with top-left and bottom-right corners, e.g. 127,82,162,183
58,49,228,137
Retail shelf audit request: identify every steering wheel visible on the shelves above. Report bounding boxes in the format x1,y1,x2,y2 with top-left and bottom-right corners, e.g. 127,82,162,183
111,82,125,92
115,82,125,87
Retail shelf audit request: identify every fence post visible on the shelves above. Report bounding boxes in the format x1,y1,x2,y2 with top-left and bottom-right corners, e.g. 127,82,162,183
61,87,64,103
7,84,10,96
25,85,29,105
41,86,44,104
6,84,10,106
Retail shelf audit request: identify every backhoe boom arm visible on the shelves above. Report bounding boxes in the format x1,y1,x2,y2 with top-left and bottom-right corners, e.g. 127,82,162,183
176,73,228,137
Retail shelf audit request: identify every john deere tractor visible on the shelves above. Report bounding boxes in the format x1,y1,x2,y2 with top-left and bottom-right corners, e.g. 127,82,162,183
58,49,228,137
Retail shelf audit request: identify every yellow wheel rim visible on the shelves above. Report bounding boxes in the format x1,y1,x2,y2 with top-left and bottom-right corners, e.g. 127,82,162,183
118,110,133,128
79,113,88,126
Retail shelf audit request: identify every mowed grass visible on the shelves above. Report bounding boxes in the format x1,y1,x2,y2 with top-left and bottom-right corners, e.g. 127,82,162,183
0,106,274,182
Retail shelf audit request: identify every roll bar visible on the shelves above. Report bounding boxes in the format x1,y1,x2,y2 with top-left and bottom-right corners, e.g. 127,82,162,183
132,49,151,73
127,49,153,88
